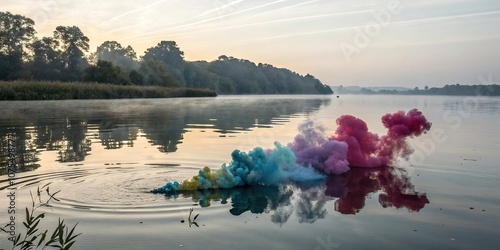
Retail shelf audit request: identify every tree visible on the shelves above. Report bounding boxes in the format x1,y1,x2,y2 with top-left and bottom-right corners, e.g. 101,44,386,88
96,41,138,69
0,12,35,58
30,37,63,80
83,60,129,84
53,26,89,81
305,74,333,94
138,59,179,87
128,70,143,85
183,62,217,90
217,55,229,61
338,85,344,94
125,45,137,61
206,55,332,95
0,11,36,79
143,41,185,82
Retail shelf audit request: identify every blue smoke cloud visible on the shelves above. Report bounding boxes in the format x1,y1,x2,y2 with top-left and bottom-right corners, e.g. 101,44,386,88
151,142,324,193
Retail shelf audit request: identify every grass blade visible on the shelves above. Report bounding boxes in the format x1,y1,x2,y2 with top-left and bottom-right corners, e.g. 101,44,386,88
37,230,47,248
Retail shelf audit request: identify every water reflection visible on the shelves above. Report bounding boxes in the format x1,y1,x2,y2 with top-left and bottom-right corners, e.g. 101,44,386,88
330,167,429,214
442,98,500,114
99,123,138,149
0,129,39,175
161,166,429,225
0,98,330,173
57,120,92,162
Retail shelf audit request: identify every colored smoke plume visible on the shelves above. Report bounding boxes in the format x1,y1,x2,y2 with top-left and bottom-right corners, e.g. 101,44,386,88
290,108,431,173
152,109,431,193
151,142,324,193
287,120,350,175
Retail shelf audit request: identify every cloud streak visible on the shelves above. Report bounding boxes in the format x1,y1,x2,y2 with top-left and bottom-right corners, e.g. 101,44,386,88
126,10,372,43
121,0,289,42
232,9,500,44
198,0,245,17
110,0,168,21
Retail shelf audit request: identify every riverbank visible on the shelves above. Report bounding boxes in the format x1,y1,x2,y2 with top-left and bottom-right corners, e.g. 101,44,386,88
0,81,217,100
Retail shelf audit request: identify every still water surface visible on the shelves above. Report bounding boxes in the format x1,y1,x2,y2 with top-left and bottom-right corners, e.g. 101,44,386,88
1,95,499,249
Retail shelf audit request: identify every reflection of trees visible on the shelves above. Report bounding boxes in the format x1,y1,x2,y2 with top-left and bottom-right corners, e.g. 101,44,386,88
162,166,429,225
184,99,331,133
57,119,91,162
34,119,92,162
99,120,138,150
35,120,66,151
1,98,331,174
0,128,40,175
141,112,185,153
443,98,499,114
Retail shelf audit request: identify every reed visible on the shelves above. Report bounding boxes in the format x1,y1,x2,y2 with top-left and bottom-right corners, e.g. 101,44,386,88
1,184,81,249
0,81,217,100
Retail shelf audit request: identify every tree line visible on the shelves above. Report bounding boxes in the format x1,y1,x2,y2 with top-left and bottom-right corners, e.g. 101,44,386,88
338,84,499,96
406,84,499,96
0,11,333,95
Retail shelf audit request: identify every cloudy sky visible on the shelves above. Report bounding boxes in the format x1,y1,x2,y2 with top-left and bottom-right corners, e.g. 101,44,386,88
4,0,500,87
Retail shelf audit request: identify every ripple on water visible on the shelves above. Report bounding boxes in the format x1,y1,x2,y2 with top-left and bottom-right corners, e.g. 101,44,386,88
0,169,91,190
0,163,207,216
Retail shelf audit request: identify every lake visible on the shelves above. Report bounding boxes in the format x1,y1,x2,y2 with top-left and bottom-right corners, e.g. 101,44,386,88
1,95,499,249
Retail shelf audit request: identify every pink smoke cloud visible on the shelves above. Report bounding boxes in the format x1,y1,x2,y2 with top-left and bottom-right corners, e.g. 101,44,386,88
290,109,431,174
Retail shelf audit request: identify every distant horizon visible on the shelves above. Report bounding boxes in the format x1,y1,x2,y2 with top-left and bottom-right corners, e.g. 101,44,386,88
3,0,500,88
329,83,499,90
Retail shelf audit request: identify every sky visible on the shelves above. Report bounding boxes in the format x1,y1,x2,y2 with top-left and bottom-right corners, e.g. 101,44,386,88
3,0,500,87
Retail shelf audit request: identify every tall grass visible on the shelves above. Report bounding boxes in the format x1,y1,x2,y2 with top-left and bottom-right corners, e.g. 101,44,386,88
0,81,217,100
